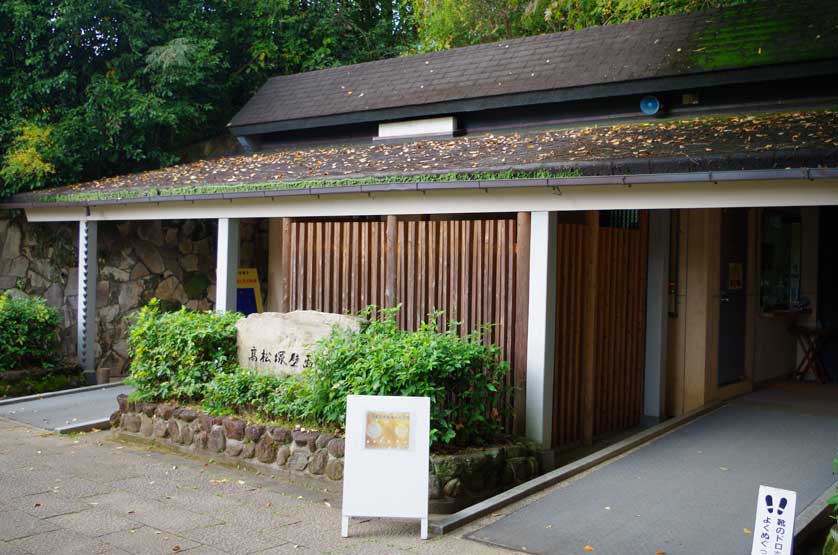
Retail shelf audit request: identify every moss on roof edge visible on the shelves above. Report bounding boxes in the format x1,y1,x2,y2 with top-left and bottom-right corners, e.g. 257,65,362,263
36,168,582,204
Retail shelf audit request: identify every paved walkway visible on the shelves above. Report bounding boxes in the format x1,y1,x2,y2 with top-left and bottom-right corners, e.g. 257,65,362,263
0,384,132,431
468,385,838,555
0,416,509,555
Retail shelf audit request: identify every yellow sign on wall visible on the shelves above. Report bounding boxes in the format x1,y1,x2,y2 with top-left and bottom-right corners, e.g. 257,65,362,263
236,268,263,314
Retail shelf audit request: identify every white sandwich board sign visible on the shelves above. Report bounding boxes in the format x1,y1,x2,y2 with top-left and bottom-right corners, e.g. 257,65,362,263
341,395,431,539
750,485,797,555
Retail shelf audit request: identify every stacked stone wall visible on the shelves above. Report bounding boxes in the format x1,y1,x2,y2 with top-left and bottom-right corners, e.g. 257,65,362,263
113,396,542,513
0,210,268,376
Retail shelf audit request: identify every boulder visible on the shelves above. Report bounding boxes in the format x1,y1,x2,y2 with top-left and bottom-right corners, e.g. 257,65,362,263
236,311,359,376
241,442,256,459
245,424,265,442
133,242,164,274
225,440,244,458
292,430,319,451
325,458,344,481
287,451,309,472
315,433,334,450
155,404,175,419
140,415,153,436
208,425,226,452
155,276,186,303
152,419,169,438
121,413,141,433
275,445,291,466
167,419,180,442
326,438,345,458
2,224,22,258
222,417,246,440
177,409,199,422
267,427,292,444
308,449,329,475
443,478,462,498
255,436,278,464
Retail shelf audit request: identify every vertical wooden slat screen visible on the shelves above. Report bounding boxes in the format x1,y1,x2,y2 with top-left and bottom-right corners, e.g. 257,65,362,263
282,216,520,431
552,213,649,449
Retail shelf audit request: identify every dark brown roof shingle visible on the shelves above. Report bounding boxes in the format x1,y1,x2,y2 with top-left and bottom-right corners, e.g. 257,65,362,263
229,0,838,130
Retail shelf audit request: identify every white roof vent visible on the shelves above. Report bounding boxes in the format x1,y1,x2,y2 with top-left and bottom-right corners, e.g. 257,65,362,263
376,116,458,142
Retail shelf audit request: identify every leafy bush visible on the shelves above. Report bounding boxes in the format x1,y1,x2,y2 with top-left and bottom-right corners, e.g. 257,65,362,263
829,451,838,519
307,306,509,446
0,294,61,372
127,299,242,401
202,370,311,424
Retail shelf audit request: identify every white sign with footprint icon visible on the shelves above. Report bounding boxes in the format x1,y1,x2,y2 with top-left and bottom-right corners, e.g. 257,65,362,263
750,485,797,555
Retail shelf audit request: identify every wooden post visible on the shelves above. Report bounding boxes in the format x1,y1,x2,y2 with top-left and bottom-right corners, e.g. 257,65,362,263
385,215,398,308
266,218,283,312
513,212,531,436
582,210,600,446
279,218,292,312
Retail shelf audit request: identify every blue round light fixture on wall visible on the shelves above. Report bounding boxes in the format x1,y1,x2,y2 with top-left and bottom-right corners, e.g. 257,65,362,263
640,95,661,115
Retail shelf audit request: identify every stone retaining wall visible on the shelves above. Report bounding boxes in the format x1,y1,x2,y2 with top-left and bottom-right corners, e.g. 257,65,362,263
0,211,268,377
112,395,541,513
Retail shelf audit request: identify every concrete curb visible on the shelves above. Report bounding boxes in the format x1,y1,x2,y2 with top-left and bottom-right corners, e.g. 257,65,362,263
0,380,125,407
55,418,112,435
794,479,838,546
429,401,724,536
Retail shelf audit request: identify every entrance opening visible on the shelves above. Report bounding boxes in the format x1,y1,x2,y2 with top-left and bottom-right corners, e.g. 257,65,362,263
718,208,749,386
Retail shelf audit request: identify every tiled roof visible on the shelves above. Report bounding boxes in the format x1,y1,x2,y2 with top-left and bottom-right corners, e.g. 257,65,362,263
9,110,837,205
229,0,838,130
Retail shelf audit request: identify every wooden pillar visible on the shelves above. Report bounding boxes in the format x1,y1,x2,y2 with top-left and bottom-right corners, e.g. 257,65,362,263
266,219,283,312
513,212,531,436
582,210,600,446
385,215,398,308
278,218,292,312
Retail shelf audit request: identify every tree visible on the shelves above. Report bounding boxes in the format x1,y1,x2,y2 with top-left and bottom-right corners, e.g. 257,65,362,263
0,0,416,197
410,0,749,51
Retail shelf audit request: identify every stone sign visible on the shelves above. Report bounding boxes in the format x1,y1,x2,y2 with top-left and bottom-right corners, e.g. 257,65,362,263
236,311,360,376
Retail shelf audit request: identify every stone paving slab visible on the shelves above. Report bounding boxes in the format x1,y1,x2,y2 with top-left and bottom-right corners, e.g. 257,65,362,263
0,417,512,555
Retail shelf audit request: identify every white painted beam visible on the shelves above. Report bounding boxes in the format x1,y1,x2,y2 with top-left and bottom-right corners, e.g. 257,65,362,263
24,178,838,223
644,210,671,421
525,211,557,447
76,221,98,379
215,218,240,312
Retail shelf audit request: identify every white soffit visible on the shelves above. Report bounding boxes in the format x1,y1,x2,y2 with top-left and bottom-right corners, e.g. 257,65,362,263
23,178,838,222
377,116,456,140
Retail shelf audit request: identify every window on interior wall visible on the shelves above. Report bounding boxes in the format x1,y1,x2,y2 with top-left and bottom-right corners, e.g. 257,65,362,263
760,207,803,313
600,210,639,229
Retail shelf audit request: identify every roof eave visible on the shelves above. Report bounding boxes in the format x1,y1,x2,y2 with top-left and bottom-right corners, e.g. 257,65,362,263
4,167,836,211
227,59,838,136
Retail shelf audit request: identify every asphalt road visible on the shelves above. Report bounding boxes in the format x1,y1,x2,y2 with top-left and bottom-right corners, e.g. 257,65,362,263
0,384,131,431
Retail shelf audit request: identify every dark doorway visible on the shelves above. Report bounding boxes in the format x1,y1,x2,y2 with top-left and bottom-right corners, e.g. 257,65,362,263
817,206,838,381
718,208,749,386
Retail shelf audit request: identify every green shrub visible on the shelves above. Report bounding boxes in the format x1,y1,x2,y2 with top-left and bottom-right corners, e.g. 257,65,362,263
126,298,242,401
829,451,838,519
202,369,311,423
307,306,509,446
0,294,61,372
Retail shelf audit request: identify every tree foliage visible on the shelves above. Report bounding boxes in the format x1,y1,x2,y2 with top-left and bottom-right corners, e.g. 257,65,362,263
0,0,416,196
410,0,749,51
